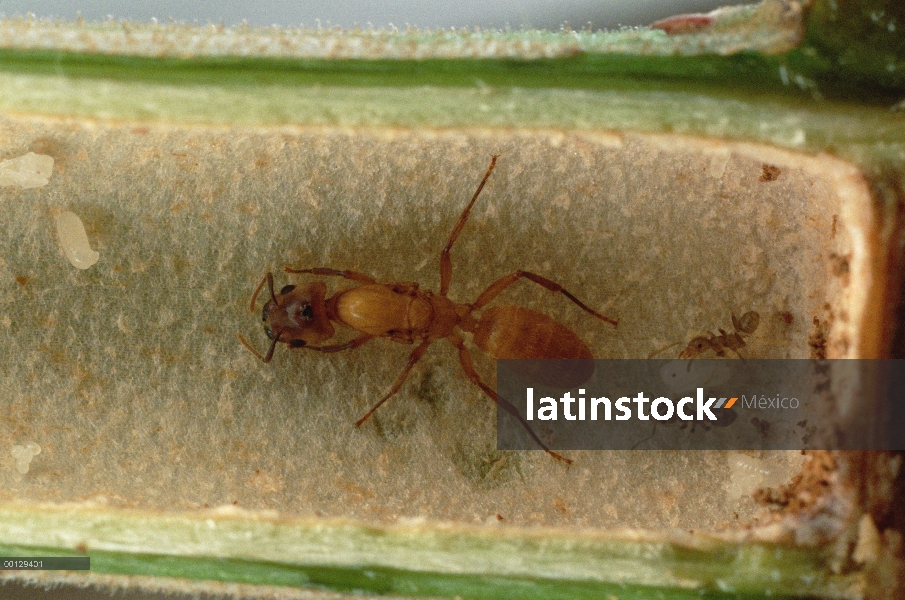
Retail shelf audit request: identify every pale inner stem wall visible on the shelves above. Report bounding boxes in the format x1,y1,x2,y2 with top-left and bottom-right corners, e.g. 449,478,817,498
0,116,867,530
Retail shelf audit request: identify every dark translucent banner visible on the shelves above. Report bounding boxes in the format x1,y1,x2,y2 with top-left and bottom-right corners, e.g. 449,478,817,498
496,360,905,450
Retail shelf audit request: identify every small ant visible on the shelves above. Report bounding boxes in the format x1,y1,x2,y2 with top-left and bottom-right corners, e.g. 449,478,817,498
647,311,760,366
239,156,617,465
678,311,760,360
668,310,761,373
632,311,758,449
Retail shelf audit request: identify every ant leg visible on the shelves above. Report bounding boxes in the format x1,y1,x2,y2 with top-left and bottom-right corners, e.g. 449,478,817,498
472,270,617,327
355,340,431,427
647,341,682,359
630,423,658,450
306,334,374,353
725,345,748,362
440,155,499,296
447,333,572,465
285,267,376,285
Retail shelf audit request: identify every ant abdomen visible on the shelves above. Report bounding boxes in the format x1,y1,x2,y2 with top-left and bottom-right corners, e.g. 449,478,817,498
474,306,594,388
732,311,760,335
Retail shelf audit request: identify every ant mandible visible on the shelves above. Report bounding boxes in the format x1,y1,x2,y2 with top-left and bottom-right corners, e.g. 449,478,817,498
238,156,617,465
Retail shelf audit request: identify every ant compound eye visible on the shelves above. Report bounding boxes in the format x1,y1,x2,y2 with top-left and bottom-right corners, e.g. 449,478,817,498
280,284,296,295
264,326,275,340
289,339,306,348
301,304,314,320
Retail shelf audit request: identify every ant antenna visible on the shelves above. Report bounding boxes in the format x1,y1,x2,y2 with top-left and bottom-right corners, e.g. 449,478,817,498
269,278,279,305
647,341,681,359
238,327,283,363
240,272,282,363
248,272,279,312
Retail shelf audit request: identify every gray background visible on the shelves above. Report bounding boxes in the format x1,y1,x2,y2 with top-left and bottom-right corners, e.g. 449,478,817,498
1,0,750,30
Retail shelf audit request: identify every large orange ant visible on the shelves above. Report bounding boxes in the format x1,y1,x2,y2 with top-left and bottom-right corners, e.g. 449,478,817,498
239,156,617,464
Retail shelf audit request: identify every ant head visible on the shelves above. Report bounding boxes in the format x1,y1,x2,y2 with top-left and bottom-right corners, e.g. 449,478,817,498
240,273,335,362
678,336,711,359
261,279,335,348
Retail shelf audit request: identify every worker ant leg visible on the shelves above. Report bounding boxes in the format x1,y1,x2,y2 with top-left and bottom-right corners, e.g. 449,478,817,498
305,334,374,353
447,333,572,465
355,340,432,428
630,423,658,450
285,267,376,285
440,155,499,296
471,270,618,327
